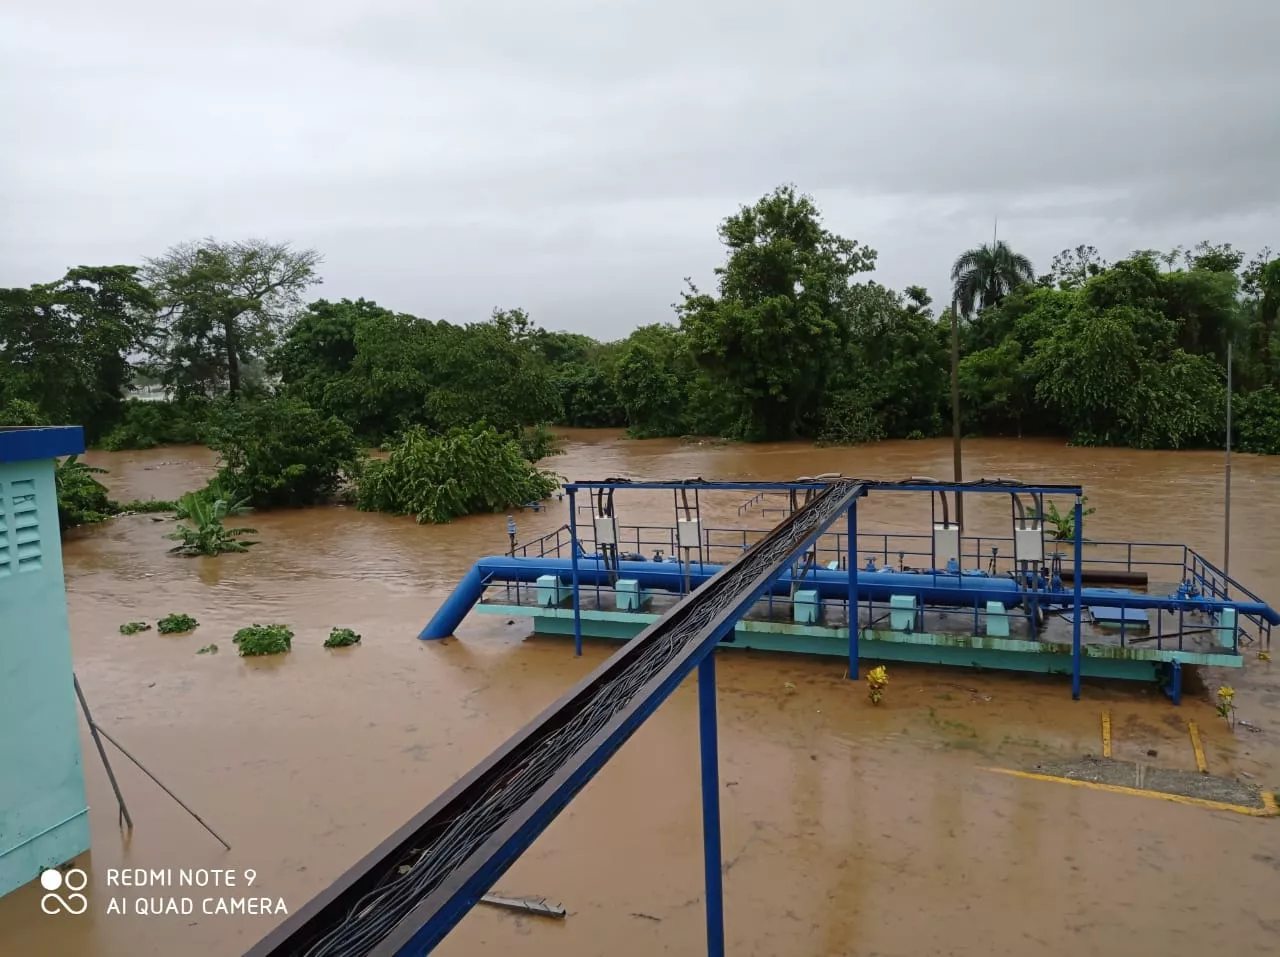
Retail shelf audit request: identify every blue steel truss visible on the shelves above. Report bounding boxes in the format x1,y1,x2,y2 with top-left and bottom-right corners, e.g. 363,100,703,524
246,480,868,957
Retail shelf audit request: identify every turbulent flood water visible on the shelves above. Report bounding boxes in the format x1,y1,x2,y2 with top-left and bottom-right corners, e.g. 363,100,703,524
2,432,1278,957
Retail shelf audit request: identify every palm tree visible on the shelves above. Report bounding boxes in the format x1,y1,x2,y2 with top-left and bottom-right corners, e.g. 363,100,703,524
950,241,1036,318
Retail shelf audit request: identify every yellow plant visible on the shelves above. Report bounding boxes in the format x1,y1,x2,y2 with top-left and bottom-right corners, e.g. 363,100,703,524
866,665,889,705
1215,685,1235,724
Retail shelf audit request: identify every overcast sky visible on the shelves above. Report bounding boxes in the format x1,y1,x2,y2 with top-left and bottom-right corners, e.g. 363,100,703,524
4,1,1278,338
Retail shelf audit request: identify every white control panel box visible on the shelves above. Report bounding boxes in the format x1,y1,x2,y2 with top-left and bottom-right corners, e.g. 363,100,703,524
677,518,702,550
1014,524,1045,563
933,523,961,566
594,515,619,546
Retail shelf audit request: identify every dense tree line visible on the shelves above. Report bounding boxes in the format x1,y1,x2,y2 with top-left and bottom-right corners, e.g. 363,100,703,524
3,187,1279,482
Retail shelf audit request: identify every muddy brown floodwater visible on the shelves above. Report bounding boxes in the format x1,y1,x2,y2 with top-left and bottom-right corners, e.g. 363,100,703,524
2,433,1278,957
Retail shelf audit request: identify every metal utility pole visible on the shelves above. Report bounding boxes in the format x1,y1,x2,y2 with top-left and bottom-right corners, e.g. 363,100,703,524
1225,340,1233,579
950,297,964,528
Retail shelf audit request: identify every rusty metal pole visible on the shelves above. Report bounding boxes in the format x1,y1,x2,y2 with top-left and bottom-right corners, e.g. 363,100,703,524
951,298,964,528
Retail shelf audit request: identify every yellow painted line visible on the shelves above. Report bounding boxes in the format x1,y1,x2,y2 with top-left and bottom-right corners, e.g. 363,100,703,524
1101,710,1112,759
1188,721,1208,774
984,768,1279,817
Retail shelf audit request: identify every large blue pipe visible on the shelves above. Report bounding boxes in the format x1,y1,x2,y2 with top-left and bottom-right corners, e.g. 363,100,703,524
419,556,1280,639
420,556,1018,639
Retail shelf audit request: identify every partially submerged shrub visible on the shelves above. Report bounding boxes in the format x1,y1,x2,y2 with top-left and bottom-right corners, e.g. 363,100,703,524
196,643,218,655
356,425,559,524
119,621,151,635
233,623,293,657
55,455,114,529
205,397,362,508
157,613,199,634
116,499,178,514
324,627,361,648
98,398,213,451
165,491,258,556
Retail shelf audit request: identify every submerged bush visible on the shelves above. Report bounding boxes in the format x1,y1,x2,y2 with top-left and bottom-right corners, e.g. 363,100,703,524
54,455,115,529
356,425,559,524
165,491,258,556
205,397,362,508
157,613,199,634
1235,386,1280,455
233,623,293,657
119,621,151,635
324,627,361,648
98,398,213,451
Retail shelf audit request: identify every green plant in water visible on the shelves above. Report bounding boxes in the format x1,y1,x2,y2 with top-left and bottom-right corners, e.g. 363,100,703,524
324,627,361,648
1216,685,1236,727
173,478,246,519
116,499,178,514
157,613,199,634
356,425,560,524
119,621,151,635
1029,496,1096,541
54,454,115,529
166,491,258,556
233,623,293,657
196,643,218,655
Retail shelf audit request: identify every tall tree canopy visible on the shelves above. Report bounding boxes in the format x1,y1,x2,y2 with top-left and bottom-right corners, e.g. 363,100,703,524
145,238,321,398
951,240,1036,318
0,265,155,440
678,184,877,440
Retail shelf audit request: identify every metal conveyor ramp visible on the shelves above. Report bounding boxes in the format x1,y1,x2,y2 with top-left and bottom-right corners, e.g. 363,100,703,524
245,478,865,957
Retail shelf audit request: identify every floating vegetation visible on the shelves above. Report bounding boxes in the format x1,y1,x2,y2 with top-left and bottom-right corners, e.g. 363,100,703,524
196,644,218,655
233,623,293,657
119,621,151,635
157,613,199,634
324,627,361,648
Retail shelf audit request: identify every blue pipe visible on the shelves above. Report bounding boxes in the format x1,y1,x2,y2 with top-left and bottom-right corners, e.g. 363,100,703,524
419,555,1280,640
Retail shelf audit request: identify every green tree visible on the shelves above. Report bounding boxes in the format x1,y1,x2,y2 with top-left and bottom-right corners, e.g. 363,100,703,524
0,266,155,439
205,397,361,507
951,241,1036,318
678,185,876,440
146,239,322,399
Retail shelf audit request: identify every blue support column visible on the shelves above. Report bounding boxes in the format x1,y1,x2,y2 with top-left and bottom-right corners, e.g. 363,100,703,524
698,653,725,957
847,503,859,680
568,488,583,657
1071,496,1084,700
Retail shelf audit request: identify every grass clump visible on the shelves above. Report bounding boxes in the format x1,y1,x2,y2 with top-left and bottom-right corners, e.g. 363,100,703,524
324,627,361,648
117,499,178,514
233,623,293,657
157,613,199,634
119,621,151,635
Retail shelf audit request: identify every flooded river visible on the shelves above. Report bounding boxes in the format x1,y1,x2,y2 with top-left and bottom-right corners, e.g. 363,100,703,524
1,433,1277,956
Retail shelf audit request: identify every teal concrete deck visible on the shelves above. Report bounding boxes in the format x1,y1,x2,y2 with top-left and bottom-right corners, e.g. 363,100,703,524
474,597,1243,681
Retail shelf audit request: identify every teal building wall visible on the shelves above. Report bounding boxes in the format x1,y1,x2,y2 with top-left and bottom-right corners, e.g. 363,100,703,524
0,428,90,899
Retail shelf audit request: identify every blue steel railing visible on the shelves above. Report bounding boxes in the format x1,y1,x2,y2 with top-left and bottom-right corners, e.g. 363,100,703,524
510,523,1271,654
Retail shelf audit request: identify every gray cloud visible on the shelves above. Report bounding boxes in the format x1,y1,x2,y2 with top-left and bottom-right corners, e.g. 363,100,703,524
4,0,1278,335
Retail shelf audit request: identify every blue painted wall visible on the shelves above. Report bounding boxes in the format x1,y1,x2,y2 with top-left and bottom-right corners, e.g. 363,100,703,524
0,428,90,899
